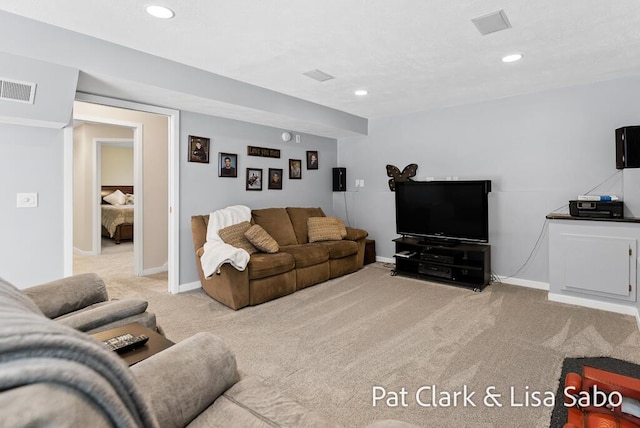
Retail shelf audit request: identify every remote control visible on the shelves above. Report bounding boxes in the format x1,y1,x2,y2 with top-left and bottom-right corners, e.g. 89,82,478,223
102,333,149,353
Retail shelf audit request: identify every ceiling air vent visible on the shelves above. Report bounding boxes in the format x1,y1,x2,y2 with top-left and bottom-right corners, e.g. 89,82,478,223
0,78,37,104
471,10,512,36
303,69,335,82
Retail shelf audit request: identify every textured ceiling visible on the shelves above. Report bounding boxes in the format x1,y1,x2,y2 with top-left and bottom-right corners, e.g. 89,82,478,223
1,0,640,122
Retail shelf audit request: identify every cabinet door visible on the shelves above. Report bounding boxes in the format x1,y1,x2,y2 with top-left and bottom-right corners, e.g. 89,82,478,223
561,233,637,301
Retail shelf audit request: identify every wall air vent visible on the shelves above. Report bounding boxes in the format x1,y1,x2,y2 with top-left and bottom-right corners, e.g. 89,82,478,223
0,78,36,104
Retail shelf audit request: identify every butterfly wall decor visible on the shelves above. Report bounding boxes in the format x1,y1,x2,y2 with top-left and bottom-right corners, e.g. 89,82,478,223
386,163,418,191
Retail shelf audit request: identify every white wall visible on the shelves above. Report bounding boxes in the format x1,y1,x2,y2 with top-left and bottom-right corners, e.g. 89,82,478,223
338,76,640,285
0,51,77,128
0,124,64,286
180,111,337,284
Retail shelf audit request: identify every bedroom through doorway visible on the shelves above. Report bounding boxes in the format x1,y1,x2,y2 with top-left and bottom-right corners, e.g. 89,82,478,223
72,122,137,278
70,100,171,286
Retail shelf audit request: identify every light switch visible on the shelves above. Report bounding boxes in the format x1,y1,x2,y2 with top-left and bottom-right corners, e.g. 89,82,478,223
17,192,38,208
359,179,365,187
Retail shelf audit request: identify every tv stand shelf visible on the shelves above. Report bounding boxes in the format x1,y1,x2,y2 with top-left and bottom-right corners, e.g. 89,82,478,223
392,237,491,291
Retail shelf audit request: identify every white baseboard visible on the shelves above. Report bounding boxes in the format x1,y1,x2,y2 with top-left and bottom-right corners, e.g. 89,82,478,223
496,276,549,291
548,292,638,317
141,262,168,276
177,280,201,293
376,256,394,263
73,247,96,257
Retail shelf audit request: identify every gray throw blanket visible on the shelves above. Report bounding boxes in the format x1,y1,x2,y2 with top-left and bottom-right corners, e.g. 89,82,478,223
0,278,158,427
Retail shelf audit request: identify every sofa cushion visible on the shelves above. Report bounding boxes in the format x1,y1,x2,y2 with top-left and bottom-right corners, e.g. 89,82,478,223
307,217,344,242
23,273,108,319
316,240,359,259
279,244,330,268
218,221,257,254
248,252,295,280
188,376,341,428
55,299,149,332
251,208,298,246
286,207,326,244
245,225,279,253
345,226,368,241
132,332,239,428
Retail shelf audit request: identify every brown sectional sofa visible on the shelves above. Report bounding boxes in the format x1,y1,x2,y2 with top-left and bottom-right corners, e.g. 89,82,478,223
191,207,368,310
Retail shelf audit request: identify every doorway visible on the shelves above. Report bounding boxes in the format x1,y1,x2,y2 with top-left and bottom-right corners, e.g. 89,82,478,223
95,138,135,256
65,94,180,293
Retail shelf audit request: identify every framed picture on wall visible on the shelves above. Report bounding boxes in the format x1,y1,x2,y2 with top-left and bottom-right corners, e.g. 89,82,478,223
289,159,302,179
218,153,238,177
306,151,318,169
268,168,283,190
188,135,210,163
246,168,263,191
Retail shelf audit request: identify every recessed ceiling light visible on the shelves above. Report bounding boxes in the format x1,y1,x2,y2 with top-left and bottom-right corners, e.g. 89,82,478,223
502,53,523,63
146,5,175,19
355,90,368,96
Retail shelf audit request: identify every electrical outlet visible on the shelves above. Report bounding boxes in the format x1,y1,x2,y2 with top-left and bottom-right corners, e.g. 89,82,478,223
17,192,38,208
359,179,365,187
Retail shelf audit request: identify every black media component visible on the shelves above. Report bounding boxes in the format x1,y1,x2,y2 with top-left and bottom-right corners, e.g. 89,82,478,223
421,253,456,264
395,180,491,244
418,263,453,279
569,200,624,219
332,167,346,192
616,126,640,169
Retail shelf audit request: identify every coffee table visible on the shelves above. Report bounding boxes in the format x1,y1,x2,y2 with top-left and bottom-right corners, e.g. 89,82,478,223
92,322,174,366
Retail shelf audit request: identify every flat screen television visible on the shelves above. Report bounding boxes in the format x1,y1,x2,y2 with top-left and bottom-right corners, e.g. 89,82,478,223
395,180,491,244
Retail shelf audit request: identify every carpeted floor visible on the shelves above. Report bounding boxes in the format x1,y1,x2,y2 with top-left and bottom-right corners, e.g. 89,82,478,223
75,243,640,428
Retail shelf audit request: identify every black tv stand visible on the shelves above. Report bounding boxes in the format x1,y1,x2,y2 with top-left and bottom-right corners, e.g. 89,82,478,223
392,236,491,291
416,238,459,247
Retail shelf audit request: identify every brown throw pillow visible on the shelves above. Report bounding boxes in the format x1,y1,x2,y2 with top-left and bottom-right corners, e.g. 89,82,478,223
307,217,343,242
218,221,257,254
332,217,348,238
244,225,279,253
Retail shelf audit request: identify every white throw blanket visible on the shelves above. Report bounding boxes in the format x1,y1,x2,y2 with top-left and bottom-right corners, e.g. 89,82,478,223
200,205,252,278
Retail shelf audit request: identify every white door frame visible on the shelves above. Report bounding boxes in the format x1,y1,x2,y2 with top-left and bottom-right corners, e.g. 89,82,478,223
64,93,180,294
93,137,136,256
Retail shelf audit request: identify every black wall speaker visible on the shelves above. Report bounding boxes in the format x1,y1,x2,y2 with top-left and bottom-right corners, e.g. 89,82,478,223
332,167,346,192
616,126,640,169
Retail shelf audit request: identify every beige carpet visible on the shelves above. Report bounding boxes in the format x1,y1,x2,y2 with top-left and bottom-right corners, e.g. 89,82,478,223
75,243,640,428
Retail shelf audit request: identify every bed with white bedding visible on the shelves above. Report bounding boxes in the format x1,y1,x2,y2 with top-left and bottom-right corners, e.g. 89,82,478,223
101,185,134,244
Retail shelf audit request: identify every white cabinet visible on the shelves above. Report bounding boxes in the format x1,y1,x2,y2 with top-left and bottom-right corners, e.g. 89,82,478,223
548,215,640,311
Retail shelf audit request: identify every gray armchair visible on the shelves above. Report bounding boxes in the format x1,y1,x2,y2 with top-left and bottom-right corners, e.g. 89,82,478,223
22,272,157,334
